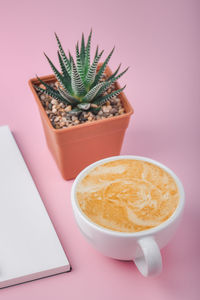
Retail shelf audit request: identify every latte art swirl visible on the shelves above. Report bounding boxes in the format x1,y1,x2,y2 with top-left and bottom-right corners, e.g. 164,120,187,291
76,160,179,233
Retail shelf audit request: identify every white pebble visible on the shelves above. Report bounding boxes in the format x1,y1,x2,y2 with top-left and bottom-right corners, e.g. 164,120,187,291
72,115,77,121
119,108,125,114
54,117,60,122
40,95,46,101
98,111,103,116
39,84,46,89
51,99,58,105
102,106,110,113
65,105,72,112
61,117,67,122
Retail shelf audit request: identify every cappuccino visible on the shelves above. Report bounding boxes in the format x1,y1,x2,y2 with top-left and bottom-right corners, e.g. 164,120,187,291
76,159,179,233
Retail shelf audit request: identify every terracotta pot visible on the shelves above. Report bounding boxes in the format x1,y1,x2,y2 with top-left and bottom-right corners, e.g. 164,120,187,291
28,65,134,180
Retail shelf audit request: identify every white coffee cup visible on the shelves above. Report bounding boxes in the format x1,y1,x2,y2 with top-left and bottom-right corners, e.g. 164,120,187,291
71,155,185,277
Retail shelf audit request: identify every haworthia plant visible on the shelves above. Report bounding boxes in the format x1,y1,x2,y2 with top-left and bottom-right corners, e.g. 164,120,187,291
35,30,128,114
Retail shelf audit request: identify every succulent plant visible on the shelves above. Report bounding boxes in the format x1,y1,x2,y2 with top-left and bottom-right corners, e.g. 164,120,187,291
35,30,128,114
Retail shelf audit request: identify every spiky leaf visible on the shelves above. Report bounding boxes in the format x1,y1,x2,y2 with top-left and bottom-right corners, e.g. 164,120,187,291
44,53,70,94
80,33,85,67
95,45,99,58
94,67,129,99
57,51,72,93
107,63,121,81
76,42,84,80
84,29,92,75
35,83,69,104
85,50,104,87
71,58,86,96
82,82,105,102
92,47,115,87
68,51,73,64
57,86,80,104
94,86,126,106
55,33,71,75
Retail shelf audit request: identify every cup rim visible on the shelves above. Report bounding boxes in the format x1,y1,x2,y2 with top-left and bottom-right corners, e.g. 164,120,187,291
71,155,185,237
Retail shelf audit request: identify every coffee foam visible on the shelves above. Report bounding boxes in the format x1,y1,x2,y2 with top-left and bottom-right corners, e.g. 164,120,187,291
76,160,179,233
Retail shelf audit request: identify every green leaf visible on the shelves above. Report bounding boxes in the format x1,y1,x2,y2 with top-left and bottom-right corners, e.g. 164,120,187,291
107,63,121,81
71,57,87,96
55,33,71,75
84,50,104,87
44,53,69,94
92,47,115,87
84,29,92,75
57,51,72,93
36,76,60,97
94,85,126,106
80,33,85,67
68,51,73,64
82,82,104,102
94,67,129,99
76,42,84,80
34,80,70,104
57,86,80,105
95,45,99,58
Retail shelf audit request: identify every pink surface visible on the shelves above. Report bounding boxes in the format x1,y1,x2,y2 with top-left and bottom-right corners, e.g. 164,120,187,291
0,0,199,299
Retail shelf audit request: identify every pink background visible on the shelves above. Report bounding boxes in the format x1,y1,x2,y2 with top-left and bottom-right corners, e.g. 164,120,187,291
0,0,199,299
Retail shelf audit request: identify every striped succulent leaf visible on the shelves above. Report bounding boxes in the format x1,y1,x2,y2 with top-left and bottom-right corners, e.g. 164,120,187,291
71,58,86,96
94,86,126,106
68,51,73,64
57,51,72,93
92,47,115,87
35,84,69,104
84,50,104,87
57,86,80,104
84,29,92,75
76,42,84,81
95,45,99,58
44,53,70,94
36,76,67,101
55,33,71,75
82,82,105,103
95,67,129,98
107,63,121,81
80,33,85,67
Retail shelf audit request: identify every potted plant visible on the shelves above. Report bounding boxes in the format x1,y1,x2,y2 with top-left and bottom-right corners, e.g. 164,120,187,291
28,30,133,180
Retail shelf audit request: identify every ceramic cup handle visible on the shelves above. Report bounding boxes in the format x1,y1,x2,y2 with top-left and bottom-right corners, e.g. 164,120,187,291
134,237,162,277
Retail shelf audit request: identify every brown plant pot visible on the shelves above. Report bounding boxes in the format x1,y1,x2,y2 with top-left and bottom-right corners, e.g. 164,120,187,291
28,65,134,180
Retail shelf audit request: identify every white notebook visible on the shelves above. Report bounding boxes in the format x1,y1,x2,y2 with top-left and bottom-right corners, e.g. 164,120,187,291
0,126,70,289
